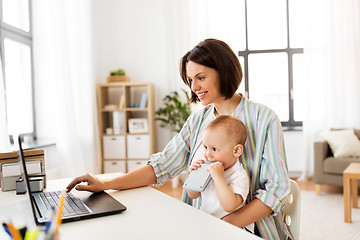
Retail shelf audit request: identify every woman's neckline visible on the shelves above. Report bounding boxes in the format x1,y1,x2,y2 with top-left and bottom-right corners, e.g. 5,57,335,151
213,93,242,117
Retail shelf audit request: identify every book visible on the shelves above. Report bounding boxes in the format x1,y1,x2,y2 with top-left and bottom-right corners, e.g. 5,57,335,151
113,111,124,134
140,93,147,108
119,94,125,109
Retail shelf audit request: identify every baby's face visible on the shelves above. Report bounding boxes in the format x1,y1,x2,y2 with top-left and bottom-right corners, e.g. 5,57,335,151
202,127,237,169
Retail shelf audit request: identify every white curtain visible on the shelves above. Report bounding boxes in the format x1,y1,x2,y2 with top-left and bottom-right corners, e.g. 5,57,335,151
302,0,360,177
162,0,245,184
0,58,11,152
32,0,98,177
164,0,247,86
188,0,246,54
163,0,246,113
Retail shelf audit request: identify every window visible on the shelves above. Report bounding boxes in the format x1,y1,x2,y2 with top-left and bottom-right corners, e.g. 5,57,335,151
238,0,304,128
0,0,35,137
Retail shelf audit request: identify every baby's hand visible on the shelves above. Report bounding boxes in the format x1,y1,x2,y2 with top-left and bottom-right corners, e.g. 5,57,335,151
207,161,224,181
189,159,205,173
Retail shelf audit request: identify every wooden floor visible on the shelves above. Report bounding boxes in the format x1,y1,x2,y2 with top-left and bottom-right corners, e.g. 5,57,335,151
153,178,343,201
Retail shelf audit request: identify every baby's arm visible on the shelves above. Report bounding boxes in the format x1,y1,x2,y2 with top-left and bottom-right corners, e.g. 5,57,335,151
208,162,244,212
186,159,203,199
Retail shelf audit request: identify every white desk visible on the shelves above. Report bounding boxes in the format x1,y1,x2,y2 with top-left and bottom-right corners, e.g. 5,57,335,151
0,174,260,239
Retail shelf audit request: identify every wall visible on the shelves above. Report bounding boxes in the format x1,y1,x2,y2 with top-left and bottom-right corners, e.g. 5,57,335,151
91,0,178,151
283,131,306,176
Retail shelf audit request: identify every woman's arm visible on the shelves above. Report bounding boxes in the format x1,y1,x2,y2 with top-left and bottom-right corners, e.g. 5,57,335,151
221,198,273,227
66,165,157,192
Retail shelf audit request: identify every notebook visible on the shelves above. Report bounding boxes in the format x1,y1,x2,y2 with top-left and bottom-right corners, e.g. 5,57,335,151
16,136,127,225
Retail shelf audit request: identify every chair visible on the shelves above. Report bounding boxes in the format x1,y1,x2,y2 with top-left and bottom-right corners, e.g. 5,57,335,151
283,179,301,240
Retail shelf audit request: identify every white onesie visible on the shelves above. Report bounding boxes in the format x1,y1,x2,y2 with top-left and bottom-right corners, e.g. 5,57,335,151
200,160,254,233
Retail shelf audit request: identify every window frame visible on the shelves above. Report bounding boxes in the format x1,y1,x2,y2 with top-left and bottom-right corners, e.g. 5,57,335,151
238,0,303,129
0,0,36,140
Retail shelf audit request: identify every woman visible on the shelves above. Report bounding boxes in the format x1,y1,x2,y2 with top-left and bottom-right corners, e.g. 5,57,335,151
67,39,292,239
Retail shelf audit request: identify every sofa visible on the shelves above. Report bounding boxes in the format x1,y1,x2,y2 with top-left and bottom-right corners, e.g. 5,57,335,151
314,129,360,195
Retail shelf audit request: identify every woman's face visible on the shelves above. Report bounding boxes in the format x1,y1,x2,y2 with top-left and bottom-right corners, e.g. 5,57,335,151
186,61,222,106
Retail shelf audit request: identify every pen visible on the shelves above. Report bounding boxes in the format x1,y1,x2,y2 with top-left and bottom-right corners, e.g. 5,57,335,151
46,194,65,240
45,216,57,240
45,206,56,233
2,223,11,237
18,226,27,239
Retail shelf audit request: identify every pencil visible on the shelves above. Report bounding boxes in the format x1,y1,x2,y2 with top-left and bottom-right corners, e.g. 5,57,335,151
55,193,65,236
7,221,22,240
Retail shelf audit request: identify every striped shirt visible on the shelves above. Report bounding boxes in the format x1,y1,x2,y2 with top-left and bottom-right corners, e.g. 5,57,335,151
148,95,292,240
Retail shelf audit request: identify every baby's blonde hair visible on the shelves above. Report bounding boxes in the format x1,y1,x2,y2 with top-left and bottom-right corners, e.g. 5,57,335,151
206,115,247,146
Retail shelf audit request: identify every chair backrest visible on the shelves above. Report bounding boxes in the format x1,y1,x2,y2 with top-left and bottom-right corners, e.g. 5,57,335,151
283,179,301,240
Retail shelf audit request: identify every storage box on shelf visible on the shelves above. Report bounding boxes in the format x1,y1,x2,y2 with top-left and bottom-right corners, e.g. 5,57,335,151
97,82,155,174
0,149,46,191
103,160,126,174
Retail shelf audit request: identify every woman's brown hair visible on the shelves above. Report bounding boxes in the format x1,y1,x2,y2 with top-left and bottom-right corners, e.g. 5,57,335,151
180,39,243,103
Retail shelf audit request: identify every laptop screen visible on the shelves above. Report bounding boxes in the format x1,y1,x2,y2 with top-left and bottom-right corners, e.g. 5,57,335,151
16,135,41,224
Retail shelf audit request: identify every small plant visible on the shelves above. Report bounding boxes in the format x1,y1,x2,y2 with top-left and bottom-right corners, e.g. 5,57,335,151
155,89,191,133
110,69,126,76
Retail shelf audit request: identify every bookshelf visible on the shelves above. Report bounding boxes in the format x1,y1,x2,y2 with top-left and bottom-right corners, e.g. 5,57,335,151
97,82,155,173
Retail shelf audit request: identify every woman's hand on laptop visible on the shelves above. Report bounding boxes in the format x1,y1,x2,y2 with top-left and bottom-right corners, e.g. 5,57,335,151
66,173,106,192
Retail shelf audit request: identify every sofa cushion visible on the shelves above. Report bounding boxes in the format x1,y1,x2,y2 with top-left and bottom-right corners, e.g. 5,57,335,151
324,157,360,174
321,129,360,158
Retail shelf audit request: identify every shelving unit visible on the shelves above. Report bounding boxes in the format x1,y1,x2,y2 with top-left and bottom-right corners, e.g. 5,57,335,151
97,82,155,173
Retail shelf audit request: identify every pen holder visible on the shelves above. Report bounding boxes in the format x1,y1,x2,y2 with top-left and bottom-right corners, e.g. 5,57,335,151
1,226,60,240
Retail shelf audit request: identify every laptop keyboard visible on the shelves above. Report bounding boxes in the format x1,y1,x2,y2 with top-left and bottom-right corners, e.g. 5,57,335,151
39,191,91,217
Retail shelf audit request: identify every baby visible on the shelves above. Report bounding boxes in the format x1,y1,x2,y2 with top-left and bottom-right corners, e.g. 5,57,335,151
186,115,253,232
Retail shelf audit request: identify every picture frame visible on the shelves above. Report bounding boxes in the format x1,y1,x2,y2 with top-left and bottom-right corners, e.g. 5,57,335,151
128,118,149,133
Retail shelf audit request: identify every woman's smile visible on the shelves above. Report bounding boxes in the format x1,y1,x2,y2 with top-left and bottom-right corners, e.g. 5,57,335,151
197,91,208,100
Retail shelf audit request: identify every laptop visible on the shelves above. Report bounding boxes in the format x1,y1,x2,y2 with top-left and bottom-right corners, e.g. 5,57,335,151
17,136,127,225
